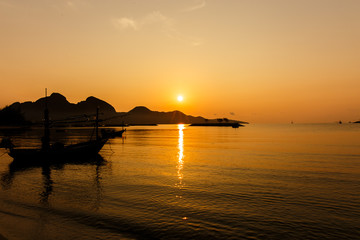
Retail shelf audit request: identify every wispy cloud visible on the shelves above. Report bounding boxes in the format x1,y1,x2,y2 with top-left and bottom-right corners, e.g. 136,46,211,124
113,17,138,30
142,11,170,27
112,11,202,46
112,12,168,31
183,0,206,12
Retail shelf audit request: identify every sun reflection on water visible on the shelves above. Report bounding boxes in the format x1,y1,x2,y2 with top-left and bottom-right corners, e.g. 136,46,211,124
177,124,185,187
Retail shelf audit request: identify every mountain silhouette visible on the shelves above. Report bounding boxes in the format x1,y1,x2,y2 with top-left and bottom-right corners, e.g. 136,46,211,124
128,106,153,114
112,107,206,125
3,93,246,125
8,93,116,123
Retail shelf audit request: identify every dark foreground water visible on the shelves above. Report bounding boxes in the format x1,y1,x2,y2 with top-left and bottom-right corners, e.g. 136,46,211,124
0,124,359,240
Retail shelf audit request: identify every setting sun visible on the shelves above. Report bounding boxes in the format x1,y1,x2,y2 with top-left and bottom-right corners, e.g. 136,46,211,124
177,95,184,102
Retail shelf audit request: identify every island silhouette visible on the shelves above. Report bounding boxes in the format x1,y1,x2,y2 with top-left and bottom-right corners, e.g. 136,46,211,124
0,93,247,126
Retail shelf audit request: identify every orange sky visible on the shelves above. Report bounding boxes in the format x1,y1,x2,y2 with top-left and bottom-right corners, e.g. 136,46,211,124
1,0,360,123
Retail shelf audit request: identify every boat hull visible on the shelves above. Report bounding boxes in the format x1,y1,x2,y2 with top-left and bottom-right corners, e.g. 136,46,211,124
101,129,125,138
9,138,108,163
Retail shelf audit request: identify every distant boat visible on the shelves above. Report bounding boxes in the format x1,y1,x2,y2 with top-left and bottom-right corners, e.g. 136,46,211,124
1,89,109,163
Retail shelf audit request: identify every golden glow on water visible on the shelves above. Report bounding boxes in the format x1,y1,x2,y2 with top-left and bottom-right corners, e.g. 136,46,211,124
0,125,360,239
177,124,185,186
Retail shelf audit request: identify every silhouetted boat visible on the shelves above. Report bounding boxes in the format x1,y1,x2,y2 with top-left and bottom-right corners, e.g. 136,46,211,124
101,129,126,138
8,139,108,162
2,89,108,163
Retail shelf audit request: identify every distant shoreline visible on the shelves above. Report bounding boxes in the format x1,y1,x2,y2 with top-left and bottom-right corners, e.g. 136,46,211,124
1,93,248,126
190,122,244,128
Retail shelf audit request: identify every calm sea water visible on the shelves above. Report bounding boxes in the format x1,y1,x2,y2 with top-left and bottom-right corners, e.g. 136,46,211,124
0,124,359,240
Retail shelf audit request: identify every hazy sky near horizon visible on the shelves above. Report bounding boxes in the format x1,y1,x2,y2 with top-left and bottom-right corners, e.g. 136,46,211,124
1,0,360,123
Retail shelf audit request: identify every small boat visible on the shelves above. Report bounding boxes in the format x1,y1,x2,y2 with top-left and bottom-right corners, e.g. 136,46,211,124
2,89,109,163
101,129,126,138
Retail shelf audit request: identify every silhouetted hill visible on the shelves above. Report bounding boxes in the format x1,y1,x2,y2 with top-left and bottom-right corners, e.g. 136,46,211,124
128,106,152,114
8,93,116,123
107,107,245,125
3,93,247,125
78,96,116,113
0,106,31,126
108,108,204,125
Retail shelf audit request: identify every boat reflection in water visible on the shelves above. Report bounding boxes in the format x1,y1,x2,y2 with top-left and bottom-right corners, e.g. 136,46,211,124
1,153,106,205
